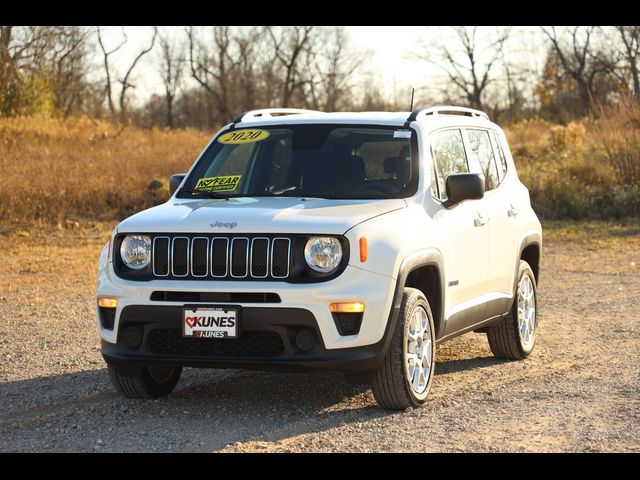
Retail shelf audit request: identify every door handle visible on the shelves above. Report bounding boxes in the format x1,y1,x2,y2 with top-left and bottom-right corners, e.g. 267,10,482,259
507,205,519,217
474,215,489,227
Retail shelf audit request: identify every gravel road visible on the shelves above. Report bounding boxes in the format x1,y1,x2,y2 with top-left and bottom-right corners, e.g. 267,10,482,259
0,222,638,452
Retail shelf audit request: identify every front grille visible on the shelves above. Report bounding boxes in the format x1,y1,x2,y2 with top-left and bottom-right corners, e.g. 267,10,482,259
147,329,284,357
151,235,291,280
149,291,281,303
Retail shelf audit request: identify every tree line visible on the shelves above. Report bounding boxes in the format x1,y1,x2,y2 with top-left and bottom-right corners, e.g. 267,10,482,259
1,26,639,129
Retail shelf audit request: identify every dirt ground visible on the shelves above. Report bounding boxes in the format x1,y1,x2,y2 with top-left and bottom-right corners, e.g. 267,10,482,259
0,221,638,452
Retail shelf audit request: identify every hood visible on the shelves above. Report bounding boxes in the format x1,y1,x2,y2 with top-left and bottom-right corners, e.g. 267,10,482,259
117,196,407,235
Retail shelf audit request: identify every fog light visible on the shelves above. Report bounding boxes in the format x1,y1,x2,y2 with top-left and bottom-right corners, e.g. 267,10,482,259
329,302,365,313
98,297,117,308
121,325,143,348
295,330,316,352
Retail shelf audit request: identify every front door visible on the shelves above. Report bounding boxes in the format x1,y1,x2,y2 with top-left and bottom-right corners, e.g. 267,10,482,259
428,128,489,335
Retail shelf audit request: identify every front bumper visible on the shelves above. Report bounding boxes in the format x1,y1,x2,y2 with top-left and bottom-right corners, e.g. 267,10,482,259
102,305,388,373
97,257,398,371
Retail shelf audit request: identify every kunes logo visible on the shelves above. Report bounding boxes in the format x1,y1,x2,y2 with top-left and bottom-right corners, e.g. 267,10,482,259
185,316,236,329
210,221,238,229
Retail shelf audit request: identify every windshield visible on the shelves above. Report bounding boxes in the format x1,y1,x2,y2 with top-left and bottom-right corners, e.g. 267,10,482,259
177,124,418,199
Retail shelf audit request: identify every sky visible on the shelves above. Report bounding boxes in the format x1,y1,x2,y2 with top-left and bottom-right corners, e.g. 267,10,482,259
93,26,548,107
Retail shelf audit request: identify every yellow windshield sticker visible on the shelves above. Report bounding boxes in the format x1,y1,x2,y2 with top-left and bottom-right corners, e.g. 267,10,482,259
194,175,241,193
218,129,270,144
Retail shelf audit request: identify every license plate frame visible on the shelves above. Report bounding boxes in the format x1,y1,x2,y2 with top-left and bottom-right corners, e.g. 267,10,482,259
182,305,240,339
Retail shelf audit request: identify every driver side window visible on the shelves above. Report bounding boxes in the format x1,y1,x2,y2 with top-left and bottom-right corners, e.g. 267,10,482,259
430,129,469,201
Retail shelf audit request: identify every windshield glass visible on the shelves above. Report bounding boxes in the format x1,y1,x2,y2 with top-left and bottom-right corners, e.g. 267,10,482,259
177,124,418,199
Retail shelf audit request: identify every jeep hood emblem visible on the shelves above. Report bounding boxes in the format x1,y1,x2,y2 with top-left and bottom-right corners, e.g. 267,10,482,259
210,221,238,229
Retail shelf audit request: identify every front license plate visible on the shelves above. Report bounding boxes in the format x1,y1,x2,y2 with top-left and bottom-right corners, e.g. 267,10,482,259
182,306,239,339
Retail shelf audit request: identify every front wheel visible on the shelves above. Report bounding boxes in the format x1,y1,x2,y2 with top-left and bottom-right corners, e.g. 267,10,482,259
108,365,182,399
486,260,538,359
372,288,436,410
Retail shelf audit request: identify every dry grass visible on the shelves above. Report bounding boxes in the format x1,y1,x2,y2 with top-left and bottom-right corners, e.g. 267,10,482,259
592,97,640,186
506,99,640,220
0,116,209,226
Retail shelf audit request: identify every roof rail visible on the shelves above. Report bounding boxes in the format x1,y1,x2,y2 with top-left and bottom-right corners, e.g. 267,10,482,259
233,108,324,123
404,105,489,126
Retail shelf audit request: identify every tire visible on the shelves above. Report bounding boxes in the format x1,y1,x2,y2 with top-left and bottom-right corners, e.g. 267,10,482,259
487,260,538,360
108,365,182,399
372,288,436,410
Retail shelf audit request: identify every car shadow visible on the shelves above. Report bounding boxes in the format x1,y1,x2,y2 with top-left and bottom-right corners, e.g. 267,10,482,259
0,367,386,452
435,355,512,376
0,354,510,452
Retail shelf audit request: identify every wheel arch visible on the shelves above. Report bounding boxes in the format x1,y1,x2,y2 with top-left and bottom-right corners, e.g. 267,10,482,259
520,243,540,284
516,232,542,290
395,249,446,340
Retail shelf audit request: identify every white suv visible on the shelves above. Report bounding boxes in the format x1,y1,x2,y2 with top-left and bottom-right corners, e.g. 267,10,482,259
96,106,542,410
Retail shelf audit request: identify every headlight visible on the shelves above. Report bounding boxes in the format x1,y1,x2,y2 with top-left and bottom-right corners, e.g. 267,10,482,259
120,235,151,270
304,237,343,273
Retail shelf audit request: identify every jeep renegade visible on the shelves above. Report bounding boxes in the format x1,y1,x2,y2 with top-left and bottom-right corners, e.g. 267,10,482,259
96,107,542,410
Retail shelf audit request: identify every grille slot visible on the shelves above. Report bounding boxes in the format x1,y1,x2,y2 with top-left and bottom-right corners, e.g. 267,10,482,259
230,238,249,278
211,238,229,277
251,238,269,278
271,238,291,278
171,237,189,277
151,235,291,280
152,237,170,276
190,237,209,277
150,291,281,303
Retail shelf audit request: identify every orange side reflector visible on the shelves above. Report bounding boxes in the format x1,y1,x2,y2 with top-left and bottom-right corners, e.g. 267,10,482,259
98,297,117,308
359,237,368,263
329,302,365,313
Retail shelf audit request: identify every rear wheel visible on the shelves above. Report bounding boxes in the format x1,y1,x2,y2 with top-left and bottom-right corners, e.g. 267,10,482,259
372,288,436,410
108,365,182,399
487,260,538,359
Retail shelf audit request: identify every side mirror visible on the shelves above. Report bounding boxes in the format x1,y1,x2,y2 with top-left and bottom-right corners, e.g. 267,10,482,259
443,173,484,208
169,174,186,196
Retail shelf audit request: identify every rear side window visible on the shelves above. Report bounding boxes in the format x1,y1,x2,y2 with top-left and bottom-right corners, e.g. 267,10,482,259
490,131,508,181
430,129,469,201
467,129,500,191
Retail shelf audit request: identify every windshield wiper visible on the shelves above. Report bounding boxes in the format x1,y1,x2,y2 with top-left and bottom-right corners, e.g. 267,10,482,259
183,188,230,199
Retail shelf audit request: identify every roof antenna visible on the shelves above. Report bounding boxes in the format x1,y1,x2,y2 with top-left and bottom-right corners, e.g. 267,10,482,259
409,87,415,111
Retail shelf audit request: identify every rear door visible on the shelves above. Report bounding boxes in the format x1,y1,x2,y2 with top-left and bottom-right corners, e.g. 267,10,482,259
467,128,520,306
429,129,489,333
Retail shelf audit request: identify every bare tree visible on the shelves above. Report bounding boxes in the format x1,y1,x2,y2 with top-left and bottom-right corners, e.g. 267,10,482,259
614,26,640,97
118,27,157,122
230,27,266,110
156,31,184,128
188,26,235,123
417,26,510,109
97,26,127,118
188,26,269,125
304,27,365,111
0,26,92,116
540,26,617,115
267,26,314,107
97,26,157,122
46,27,91,116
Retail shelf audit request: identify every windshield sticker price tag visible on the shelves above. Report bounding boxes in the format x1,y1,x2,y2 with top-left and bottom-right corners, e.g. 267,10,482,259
218,129,270,144
194,175,241,193
393,130,412,139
